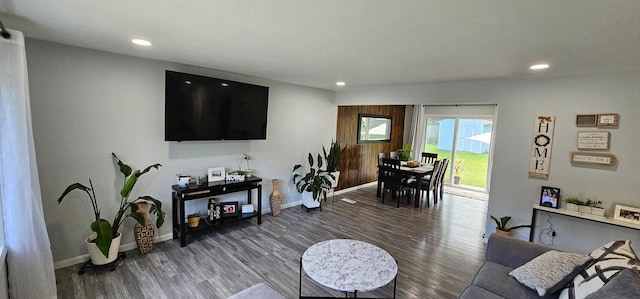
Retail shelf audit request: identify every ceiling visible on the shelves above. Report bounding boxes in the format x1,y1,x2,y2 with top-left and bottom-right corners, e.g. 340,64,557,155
1,1,639,90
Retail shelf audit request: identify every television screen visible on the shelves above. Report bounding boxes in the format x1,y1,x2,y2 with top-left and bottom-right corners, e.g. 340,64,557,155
165,71,269,141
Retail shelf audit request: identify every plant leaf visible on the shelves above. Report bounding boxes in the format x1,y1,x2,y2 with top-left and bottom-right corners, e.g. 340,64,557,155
140,163,162,175
120,169,140,197
90,218,113,258
112,153,132,177
57,183,90,204
308,153,314,168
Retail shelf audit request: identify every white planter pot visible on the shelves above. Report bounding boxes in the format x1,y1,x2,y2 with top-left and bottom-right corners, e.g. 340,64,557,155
302,191,321,209
578,206,592,214
566,203,579,212
86,232,121,265
591,207,605,217
329,171,340,188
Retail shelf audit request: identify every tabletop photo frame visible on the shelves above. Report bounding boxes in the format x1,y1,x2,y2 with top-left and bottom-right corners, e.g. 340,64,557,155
540,186,560,208
613,205,640,224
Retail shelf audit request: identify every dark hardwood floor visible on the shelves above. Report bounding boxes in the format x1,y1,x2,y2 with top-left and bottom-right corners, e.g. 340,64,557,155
55,186,488,298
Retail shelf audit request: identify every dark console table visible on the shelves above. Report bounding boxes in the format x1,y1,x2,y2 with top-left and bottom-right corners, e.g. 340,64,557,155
172,176,262,247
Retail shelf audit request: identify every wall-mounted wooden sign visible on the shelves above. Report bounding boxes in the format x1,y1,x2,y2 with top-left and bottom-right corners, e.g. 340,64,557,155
577,131,609,150
576,114,597,127
570,151,615,166
529,116,556,178
597,113,619,128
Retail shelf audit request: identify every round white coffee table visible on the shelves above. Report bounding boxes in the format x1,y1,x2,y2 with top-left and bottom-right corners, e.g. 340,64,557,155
300,239,397,298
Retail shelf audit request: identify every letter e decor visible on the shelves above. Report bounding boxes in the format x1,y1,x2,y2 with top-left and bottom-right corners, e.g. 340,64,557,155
529,116,556,178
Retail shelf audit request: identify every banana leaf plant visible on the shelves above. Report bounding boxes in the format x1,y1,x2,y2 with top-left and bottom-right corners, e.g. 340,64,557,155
57,153,166,258
490,215,532,232
292,153,334,202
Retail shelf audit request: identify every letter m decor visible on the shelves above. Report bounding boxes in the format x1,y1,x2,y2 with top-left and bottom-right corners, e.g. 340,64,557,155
529,116,555,178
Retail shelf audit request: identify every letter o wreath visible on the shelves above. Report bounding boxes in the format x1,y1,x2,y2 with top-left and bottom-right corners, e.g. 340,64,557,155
534,134,550,147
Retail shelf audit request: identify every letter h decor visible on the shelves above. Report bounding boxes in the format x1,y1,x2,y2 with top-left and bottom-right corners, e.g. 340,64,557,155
529,116,556,178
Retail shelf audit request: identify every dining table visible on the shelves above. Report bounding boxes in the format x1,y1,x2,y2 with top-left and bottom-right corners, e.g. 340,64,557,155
376,161,434,208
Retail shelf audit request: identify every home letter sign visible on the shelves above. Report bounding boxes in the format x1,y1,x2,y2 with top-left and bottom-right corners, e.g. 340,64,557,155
529,116,555,178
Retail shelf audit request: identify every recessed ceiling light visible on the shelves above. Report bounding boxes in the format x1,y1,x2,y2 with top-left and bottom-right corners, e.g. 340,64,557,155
336,81,346,87
221,83,229,87
132,39,152,46
185,81,191,84
529,64,550,70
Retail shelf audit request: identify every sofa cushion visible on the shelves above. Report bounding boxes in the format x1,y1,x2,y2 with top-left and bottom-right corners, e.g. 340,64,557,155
458,284,506,299
470,261,556,299
509,250,591,296
584,268,640,299
559,240,640,299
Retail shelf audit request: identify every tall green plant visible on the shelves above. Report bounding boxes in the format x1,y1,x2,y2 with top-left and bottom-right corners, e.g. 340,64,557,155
57,153,166,258
322,140,347,172
292,153,334,201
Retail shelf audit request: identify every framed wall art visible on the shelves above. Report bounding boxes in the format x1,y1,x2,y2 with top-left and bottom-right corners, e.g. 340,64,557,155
597,113,619,128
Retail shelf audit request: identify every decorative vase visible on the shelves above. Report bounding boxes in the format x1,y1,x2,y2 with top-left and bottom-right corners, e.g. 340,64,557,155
269,179,283,216
188,216,200,228
86,232,121,265
134,202,155,254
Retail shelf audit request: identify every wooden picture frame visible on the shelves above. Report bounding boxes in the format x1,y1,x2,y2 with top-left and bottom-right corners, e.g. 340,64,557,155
613,205,640,224
570,151,615,166
577,131,609,150
220,201,238,217
540,186,560,209
597,113,619,128
575,114,597,127
208,167,226,182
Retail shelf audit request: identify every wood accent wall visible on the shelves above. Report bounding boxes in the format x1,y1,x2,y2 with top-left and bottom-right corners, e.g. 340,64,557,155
336,105,406,190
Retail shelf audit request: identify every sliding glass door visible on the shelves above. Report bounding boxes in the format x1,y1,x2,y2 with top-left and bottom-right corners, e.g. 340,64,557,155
424,112,494,192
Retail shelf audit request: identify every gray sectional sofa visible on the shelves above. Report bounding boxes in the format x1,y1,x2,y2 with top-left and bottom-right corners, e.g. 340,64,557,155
459,233,557,299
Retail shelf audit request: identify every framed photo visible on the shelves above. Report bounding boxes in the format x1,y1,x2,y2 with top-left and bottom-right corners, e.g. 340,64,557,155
613,205,640,224
208,167,225,182
540,186,560,208
220,201,238,217
577,131,609,150
575,114,597,127
597,113,619,128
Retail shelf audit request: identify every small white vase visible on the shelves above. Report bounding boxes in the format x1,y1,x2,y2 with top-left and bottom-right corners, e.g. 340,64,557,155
566,203,579,212
86,232,121,265
578,206,592,214
591,207,605,217
302,191,320,209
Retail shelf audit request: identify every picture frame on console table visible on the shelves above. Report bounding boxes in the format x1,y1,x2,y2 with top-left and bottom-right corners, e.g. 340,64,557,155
540,186,560,209
208,167,226,182
613,205,640,224
220,202,238,217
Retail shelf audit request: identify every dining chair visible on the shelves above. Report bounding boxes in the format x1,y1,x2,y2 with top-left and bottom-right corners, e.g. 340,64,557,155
421,152,438,164
434,158,449,204
389,151,399,159
409,159,441,208
380,158,412,208
378,152,387,165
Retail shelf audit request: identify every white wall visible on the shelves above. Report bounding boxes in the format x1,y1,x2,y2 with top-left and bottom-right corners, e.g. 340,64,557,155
336,73,640,253
26,39,337,263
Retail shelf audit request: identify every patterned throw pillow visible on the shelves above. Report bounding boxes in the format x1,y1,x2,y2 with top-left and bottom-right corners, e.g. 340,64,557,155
509,250,592,296
559,240,640,299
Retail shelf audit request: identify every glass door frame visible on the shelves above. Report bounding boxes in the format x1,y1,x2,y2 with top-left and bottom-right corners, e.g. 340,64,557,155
424,112,497,193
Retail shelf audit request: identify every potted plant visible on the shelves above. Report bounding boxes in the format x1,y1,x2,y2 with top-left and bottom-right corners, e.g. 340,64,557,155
397,143,412,161
322,139,347,188
242,153,253,177
187,211,202,228
292,153,334,210
453,160,464,184
490,215,532,237
565,197,583,212
578,201,592,214
57,153,166,265
586,199,605,217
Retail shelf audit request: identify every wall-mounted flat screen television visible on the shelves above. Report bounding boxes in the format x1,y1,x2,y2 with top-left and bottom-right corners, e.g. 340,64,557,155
165,70,269,141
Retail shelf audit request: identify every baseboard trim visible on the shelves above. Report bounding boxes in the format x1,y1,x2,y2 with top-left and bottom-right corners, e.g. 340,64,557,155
53,233,174,270
53,184,378,269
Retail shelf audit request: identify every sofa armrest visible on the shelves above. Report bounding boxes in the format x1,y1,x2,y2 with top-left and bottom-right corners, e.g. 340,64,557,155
486,233,553,269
